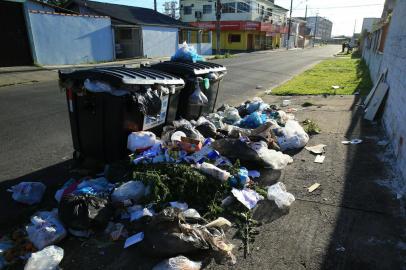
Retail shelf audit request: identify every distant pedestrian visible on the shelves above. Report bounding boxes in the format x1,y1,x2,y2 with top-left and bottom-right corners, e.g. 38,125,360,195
342,42,346,52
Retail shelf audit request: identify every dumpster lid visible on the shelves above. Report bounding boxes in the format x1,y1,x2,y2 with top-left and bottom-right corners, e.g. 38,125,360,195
151,61,227,76
59,67,185,86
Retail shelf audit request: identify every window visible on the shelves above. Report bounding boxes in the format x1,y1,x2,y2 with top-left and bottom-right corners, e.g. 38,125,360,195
237,2,250,13
184,6,192,15
222,2,236,13
228,34,241,43
203,4,212,14
119,29,132,40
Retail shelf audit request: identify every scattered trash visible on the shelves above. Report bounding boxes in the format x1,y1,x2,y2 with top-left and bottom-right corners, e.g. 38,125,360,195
336,246,345,252
127,131,157,152
152,255,202,270
314,155,325,163
8,182,46,205
26,210,67,250
251,141,293,170
248,170,260,178
264,89,272,95
179,137,203,153
24,245,64,270
130,207,155,221
282,100,291,107
59,193,113,231
104,222,128,241
277,120,309,151
231,188,262,209
169,201,189,211
308,183,320,192
305,144,326,154
124,232,144,248
229,167,249,187
111,180,146,204
341,139,363,145
141,208,235,263
183,208,201,219
332,85,340,89
377,140,389,146
196,162,231,182
256,85,263,89
267,182,295,209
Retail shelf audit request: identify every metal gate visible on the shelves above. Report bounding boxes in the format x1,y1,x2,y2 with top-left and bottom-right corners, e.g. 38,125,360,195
0,1,33,66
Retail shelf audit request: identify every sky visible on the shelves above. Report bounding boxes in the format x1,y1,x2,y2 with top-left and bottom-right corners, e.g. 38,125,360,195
95,0,385,36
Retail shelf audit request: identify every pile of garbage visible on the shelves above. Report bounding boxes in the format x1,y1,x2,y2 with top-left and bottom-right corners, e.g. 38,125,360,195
171,42,204,63
2,97,308,269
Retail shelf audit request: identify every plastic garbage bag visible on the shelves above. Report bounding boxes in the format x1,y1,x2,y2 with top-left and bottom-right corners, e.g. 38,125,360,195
222,106,241,124
195,116,218,138
171,42,204,63
277,120,309,151
133,87,162,117
189,80,208,106
239,111,267,129
127,131,157,152
231,188,262,209
267,182,295,209
229,167,249,187
246,97,268,114
111,181,146,203
74,177,114,196
183,208,201,219
24,245,64,270
152,255,202,270
8,182,46,205
58,194,113,231
169,201,189,211
0,239,13,269
195,162,231,182
206,113,225,129
172,120,204,142
250,141,293,170
141,208,235,264
84,79,130,96
26,210,67,250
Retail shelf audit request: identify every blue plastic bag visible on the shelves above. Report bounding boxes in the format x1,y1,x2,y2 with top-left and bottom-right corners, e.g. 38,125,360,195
171,42,204,63
239,111,267,129
229,167,249,187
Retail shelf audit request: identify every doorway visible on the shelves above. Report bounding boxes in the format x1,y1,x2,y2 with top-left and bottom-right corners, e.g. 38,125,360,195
114,27,143,59
247,34,254,51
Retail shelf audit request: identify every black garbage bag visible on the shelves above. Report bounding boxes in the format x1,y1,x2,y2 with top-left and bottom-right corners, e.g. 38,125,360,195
195,121,217,138
58,193,113,231
140,208,235,264
132,87,161,117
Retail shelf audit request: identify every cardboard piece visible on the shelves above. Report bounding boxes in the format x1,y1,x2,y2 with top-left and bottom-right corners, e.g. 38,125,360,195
364,82,389,121
305,144,326,154
314,155,325,163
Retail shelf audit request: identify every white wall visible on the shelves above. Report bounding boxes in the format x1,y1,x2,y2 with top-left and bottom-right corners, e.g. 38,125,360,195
142,26,178,58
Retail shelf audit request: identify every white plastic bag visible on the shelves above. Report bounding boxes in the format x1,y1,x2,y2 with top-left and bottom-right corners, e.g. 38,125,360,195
152,255,202,270
231,188,263,209
267,182,295,209
26,210,67,250
8,182,46,205
127,131,157,152
250,141,293,170
24,245,64,270
189,80,208,105
277,120,309,151
223,105,241,124
111,181,146,203
195,162,231,181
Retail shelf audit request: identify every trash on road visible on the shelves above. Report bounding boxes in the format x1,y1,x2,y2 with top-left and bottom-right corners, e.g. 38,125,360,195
305,144,326,154
152,255,202,270
24,245,64,270
282,100,291,107
341,139,363,145
314,155,326,163
332,85,340,89
127,131,158,152
124,232,144,248
8,182,46,205
307,183,321,192
267,182,295,209
26,210,67,250
302,119,321,135
231,188,263,209
171,42,204,63
111,180,146,204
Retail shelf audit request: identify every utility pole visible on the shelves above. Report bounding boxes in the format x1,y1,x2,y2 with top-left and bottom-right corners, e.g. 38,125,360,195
216,0,222,54
313,12,318,47
154,0,157,11
286,0,293,50
304,5,307,20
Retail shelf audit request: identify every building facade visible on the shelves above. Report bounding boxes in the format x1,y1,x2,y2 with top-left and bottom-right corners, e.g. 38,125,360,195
306,16,332,42
361,18,380,33
179,0,288,52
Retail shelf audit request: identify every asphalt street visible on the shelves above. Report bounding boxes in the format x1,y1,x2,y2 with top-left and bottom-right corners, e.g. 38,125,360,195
0,45,339,183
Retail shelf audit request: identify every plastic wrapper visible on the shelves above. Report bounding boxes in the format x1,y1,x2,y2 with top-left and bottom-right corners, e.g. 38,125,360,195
195,162,231,182
250,141,293,170
8,182,46,205
267,182,295,209
231,188,262,209
222,105,241,124
189,80,208,106
239,111,267,129
26,210,67,250
152,256,202,270
277,120,309,151
24,245,64,270
111,181,146,203
133,87,162,117
171,42,204,63
127,131,157,152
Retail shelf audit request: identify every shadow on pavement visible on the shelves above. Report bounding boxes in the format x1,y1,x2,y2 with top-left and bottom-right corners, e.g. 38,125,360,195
0,160,72,233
